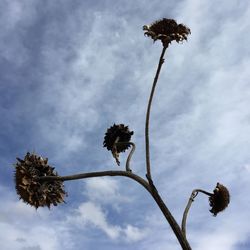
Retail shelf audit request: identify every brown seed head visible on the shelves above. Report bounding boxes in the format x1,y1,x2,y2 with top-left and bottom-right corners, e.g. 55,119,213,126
14,152,67,209
143,18,191,47
209,183,230,216
103,124,134,165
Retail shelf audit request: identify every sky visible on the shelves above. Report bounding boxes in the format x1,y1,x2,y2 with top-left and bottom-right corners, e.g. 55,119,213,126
0,0,250,249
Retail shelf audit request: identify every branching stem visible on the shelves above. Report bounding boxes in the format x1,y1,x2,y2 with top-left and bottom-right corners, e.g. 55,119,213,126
146,174,192,250
38,169,191,249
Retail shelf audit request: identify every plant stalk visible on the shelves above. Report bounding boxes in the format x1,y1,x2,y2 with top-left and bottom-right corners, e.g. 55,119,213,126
145,46,167,180
146,175,192,249
182,189,213,237
37,170,150,192
115,142,136,172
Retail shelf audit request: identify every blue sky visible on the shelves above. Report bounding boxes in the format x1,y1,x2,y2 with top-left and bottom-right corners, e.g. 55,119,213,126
1,0,250,249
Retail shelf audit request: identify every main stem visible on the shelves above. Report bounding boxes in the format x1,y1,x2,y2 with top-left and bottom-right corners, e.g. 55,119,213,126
147,177,192,250
145,46,167,180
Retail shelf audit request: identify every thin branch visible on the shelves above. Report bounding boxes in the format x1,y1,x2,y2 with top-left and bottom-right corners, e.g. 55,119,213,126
115,142,136,172
181,190,198,238
37,170,150,192
145,46,167,180
194,189,213,197
182,189,213,237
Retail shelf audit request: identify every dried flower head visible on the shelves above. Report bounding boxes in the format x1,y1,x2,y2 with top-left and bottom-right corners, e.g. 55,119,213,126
103,124,134,165
143,18,191,47
15,152,67,209
209,183,230,216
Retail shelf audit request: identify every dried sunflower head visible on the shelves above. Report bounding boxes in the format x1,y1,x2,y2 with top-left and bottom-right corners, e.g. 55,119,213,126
14,152,67,209
209,183,230,216
143,18,191,47
103,124,134,165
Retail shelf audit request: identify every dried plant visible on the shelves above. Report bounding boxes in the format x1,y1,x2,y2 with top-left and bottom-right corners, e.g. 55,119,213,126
143,18,191,47
103,123,134,166
13,18,230,250
209,183,230,216
181,183,230,237
15,152,66,209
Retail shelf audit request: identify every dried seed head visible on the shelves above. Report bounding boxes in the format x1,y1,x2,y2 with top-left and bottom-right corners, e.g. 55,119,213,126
143,18,191,47
103,124,134,165
14,152,67,209
209,183,230,216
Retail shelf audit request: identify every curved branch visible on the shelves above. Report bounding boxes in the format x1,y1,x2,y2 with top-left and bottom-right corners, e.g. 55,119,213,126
145,46,167,180
116,142,136,172
181,190,198,238
37,170,150,192
125,142,136,172
182,189,213,237
194,189,213,197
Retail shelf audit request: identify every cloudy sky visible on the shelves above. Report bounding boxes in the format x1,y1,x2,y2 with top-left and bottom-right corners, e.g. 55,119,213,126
1,0,250,249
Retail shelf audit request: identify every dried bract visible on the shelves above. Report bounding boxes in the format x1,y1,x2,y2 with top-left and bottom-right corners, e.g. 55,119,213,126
143,18,191,47
209,183,230,216
103,124,134,165
15,152,67,209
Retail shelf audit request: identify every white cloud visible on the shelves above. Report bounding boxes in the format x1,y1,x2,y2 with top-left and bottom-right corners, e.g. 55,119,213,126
123,224,148,242
243,164,250,172
0,186,74,250
0,212,65,250
77,201,121,239
0,0,38,66
190,214,250,250
84,177,132,209
67,201,148,242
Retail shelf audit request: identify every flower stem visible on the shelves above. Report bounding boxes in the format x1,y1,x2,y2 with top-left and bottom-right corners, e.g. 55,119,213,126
182,189,213,237
115,142,136,172
145,46,167,180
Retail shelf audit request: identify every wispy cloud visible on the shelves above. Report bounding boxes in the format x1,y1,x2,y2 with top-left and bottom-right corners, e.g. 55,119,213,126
67,201,148,242
83,178,132,209
0,186,74,250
